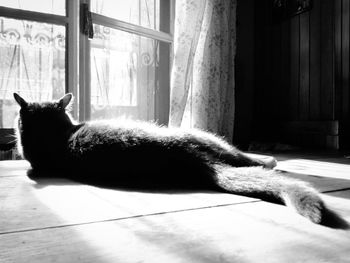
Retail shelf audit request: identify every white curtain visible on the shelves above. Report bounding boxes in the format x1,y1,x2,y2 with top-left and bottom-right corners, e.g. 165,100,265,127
169,0,236,142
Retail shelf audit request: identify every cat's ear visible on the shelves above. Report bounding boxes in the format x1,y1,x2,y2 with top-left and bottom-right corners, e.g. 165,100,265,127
13,93,28,108
58,93,73,109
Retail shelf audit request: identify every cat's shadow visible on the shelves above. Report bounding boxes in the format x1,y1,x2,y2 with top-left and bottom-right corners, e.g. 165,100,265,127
320,207,349,229
26,169,212,194
27,169,350,230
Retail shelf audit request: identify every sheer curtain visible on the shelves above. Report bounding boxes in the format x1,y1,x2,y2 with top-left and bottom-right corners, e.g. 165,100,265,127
169,0,236,141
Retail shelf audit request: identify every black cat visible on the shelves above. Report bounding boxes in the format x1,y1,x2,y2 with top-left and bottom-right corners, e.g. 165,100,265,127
14,93,326,224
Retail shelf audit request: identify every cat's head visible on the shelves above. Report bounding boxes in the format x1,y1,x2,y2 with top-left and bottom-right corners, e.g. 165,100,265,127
14,93,73,110
14,93,74,129
13,93,75,167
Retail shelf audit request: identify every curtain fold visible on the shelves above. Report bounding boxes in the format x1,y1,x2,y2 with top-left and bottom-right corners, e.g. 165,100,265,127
169,0,236,142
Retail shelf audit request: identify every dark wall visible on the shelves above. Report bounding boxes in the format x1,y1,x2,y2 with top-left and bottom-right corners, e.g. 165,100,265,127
235,0,350,149
234,0,255,149
335,0,350,149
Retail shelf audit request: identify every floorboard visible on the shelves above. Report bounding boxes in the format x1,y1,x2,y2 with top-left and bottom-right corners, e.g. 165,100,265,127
1,154,350,263
1,200,349,263
0,161,255,234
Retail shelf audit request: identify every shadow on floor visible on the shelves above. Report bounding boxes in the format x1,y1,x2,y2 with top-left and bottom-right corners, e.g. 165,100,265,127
321,207,349,229
26,168,350,230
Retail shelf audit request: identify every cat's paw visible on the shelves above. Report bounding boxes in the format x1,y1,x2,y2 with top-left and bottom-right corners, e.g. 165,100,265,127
263,157,277,169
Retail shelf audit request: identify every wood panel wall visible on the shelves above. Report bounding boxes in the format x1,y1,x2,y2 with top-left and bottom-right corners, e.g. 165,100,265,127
235,0,256,149
250,0,350,149
335,0,350,148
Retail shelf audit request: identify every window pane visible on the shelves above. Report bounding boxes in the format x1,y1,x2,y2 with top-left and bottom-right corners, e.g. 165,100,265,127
91,24,170,121
91,0,167,32
0,17,66,128
0,0,65,16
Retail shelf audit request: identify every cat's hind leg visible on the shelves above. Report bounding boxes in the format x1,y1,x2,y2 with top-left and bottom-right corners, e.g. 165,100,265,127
186,130,277,169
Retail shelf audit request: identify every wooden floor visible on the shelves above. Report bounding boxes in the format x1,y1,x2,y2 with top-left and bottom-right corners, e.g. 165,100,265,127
1,153,350,263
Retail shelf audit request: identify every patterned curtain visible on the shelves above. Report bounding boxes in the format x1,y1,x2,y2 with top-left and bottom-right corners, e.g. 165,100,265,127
169,0,236,142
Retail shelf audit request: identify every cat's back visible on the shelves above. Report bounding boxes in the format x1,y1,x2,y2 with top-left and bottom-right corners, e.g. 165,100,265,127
68,119,177,154
70,118,234,154
72,119,171,141
67,119,215,177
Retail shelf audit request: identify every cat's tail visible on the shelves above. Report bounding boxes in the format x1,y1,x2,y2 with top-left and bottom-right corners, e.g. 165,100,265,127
213,164,325,224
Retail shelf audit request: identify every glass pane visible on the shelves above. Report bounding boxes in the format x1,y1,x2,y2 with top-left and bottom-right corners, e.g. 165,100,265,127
91,24,170,121
91,0,167,32
0,17,66,128
0,0,65,16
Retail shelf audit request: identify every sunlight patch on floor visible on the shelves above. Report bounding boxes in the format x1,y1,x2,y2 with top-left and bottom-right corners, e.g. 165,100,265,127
276,159,350,180
0,160,30,176
33,184,121,223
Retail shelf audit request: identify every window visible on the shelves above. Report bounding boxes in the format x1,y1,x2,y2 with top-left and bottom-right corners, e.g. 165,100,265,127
86,0,172,122
0,0,72,133
0,0,174,150
0,17,66,127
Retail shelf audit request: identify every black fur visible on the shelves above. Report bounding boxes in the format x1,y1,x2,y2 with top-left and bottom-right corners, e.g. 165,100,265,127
14,93,329,224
